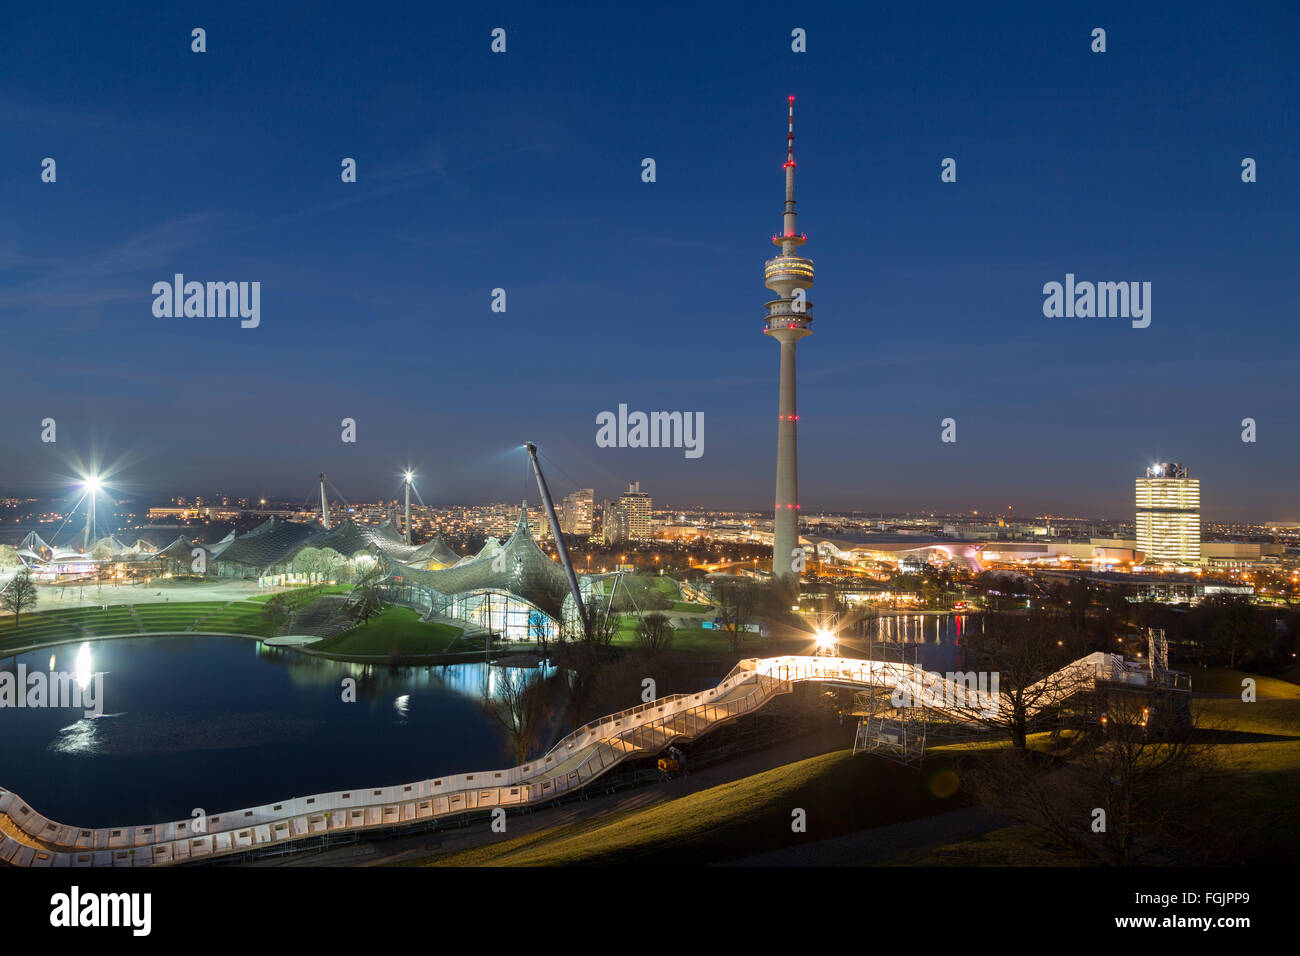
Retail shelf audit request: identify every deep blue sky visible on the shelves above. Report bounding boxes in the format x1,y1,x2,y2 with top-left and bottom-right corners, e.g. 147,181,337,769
1,1,1297,520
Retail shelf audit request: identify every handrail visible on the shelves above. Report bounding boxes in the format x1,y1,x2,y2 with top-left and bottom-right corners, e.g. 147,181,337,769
0,652,1149,868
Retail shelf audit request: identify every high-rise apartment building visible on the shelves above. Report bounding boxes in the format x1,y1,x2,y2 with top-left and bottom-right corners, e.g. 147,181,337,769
618,481,652,540
561,488,594,535
1135,462,1201,565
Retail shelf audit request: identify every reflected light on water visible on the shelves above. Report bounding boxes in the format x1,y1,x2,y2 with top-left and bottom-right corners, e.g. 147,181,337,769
50,717,101,755
75,642,93,691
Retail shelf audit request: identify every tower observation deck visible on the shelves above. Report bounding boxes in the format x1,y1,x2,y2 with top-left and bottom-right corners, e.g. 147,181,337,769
765,96,813,581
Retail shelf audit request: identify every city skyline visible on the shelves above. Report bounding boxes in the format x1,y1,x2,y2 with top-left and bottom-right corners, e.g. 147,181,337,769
2,458,1298,526
1,3,1297,520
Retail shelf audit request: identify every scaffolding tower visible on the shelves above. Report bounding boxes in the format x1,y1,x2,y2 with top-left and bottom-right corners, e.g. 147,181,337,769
852,641,928,767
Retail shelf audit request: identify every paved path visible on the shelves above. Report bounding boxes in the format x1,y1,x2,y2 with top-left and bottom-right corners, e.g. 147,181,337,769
724,805,1002,866
34,580,271,611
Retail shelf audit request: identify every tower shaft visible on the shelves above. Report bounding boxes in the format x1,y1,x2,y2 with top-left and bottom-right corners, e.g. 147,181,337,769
772,333,802,578
763,96,814,581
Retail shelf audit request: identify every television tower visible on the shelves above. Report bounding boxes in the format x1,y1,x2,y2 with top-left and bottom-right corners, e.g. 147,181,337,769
764,96,814,580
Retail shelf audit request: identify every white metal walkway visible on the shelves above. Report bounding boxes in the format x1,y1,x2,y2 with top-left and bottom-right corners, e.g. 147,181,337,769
0,652,1135,867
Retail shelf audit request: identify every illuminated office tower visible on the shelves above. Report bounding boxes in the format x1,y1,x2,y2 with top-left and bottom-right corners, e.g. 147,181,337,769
1135,462,1201,565
764,96,814,581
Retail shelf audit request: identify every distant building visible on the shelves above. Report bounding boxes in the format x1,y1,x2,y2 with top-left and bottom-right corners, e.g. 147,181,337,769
618,482,652,540
147,506,241,520
561,488,594,536
603,503,629,545
1135,462,1201,565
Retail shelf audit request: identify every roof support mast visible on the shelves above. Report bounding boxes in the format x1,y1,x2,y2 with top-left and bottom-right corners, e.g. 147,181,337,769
404,472,413,544
319,473,330,530
524,442,586,622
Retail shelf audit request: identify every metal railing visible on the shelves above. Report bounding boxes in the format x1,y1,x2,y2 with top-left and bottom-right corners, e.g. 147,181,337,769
0,652,1125,868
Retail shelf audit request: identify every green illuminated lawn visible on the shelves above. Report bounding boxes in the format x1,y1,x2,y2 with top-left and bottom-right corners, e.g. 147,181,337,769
248,584,352,608
310,606,462,657
0,606,143,652
193,603,282,637
133,602,225,632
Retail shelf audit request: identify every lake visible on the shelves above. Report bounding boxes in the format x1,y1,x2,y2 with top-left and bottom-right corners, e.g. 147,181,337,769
0,635,551,828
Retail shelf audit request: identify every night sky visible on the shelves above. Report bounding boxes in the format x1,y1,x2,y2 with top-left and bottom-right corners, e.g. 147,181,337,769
1,1,1297,520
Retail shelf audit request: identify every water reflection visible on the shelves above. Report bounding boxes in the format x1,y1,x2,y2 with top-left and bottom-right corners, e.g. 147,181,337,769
859,613,983,645
857,614,983,671
254,639,555,707
74,642,93,691
0,635,567,827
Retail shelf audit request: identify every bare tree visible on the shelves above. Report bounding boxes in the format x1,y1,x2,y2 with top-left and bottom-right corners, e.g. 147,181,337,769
556,600,619,730
482,668,554,764
714,577,759,654
635,612,674,656
573,598,617,649
970,696,1234,865
1,569,38,627
529,609,550,661
946,612,1079,748
347,562,386,624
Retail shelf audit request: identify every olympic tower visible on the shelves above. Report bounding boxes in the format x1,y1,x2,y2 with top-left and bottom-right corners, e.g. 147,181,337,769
764,96,814,580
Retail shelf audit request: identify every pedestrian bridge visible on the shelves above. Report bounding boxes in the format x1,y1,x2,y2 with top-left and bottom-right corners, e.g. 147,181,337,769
0,652,1133,867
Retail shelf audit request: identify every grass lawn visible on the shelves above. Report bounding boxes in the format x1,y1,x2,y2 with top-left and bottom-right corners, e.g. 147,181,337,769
1186,666,1300,699
248,584,352,608
193,602,282,637
407,665,1300,868
913,671,1300,865
311,606,462,657
661,625,745,654
410,748,968,867
607,618,745,656
1,601,279,652
0,605,140,652
133,602,225,632
648,576,681,597
669,600,711,614
77,607,136,635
